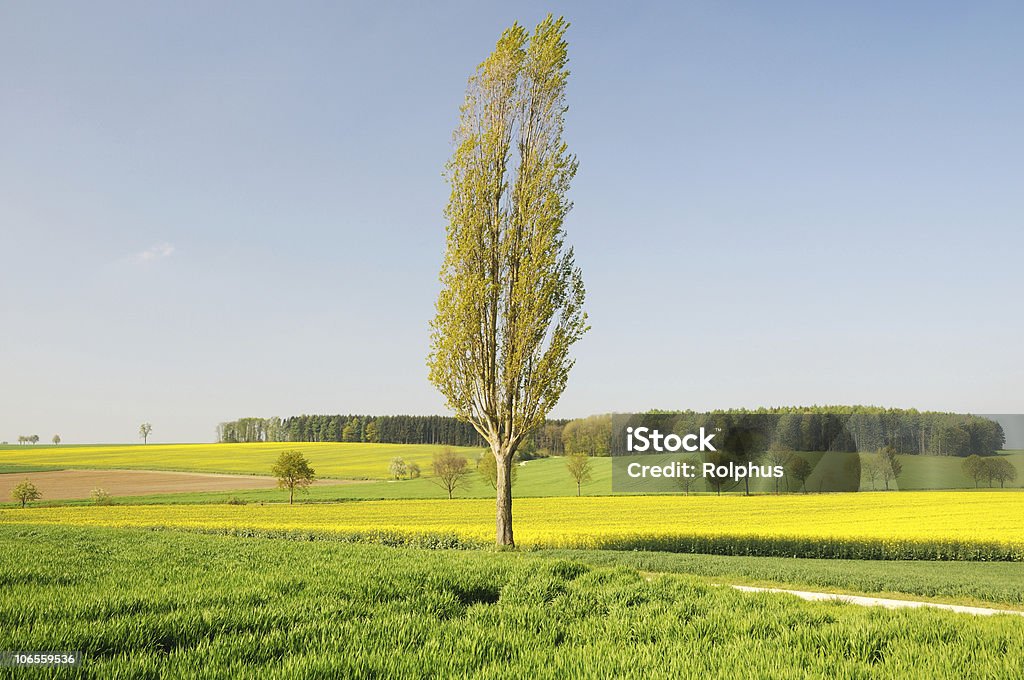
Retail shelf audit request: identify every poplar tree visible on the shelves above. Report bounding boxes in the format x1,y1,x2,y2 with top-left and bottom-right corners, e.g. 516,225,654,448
428,16,587,546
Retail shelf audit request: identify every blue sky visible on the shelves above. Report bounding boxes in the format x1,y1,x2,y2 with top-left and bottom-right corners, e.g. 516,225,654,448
1,2,1021,443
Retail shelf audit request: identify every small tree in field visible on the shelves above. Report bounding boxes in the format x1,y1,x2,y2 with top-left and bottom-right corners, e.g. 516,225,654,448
675,455,700,496
52,434,61,446
29,435,39,445
565,451,592,496
788,456,812,493
765,449,791,494
877,446,902,491
139,423,153,444
389,457,408,480
962,455,987,488
408,461,421,479
990,458,1017,488
12,480,42,508
272,450,315,504
431,448,471,499
862,455,882,490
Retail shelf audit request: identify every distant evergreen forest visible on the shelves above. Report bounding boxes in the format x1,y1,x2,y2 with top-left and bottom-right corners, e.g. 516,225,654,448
217,407,1006,457
217,415,487,447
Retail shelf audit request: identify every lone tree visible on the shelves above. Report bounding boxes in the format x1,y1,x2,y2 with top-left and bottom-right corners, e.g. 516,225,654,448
431,448,472,499
272,450,315,504
388,457,408,480
427,16,588,547
863,455,883,490
877,446,903,491
962,455,988,488
788,456,813,493
52,434,61,446
990,458,1017,488
765,449,791,494
139,423,153,444
11,480,42,508
675,455,700,496
565,451,592,496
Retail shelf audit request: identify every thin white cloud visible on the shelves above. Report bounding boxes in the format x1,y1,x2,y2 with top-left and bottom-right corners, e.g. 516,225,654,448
133,242,175,263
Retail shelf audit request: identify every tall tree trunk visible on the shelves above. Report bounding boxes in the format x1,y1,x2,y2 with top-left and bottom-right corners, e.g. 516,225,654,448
289,486,294,504
495,446,514,547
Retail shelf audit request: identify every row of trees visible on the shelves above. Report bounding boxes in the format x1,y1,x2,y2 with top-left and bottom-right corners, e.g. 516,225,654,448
14,436,61,446
218,415,489,447
962,455,1018,488
217,414,572,452
426,449,593,499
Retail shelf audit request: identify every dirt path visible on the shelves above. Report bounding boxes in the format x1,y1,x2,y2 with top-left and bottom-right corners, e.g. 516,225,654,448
0,469,356,501
729,584,1024,617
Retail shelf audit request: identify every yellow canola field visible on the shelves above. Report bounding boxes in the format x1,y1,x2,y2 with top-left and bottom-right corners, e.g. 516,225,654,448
0,442,483,479
3,492,1022,558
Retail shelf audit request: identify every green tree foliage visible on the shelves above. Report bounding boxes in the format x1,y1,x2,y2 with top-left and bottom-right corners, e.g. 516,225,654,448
388,457,408,480
562,415,611,457
52,434,61,445
364,421,380,444
765,449,792,494
963,455,1019,488
536,422,565,456
646,407,1005,457
477,451,518,490
787,457,813,493
11,480,42,507
271,450,316,505
427,17,587,546
218,414,491,447
430,448,472,500
138,423,152,444
962,455,988,488
674,455,701,495
565,451,592,497
935,425,971,457
990,458,1017,488
877,446,903,491
342,417,363,443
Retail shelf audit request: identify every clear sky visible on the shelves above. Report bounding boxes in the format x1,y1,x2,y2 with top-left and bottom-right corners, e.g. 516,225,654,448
2,2,1022,443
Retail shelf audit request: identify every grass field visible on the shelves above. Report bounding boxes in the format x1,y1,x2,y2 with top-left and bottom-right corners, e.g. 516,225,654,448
2,446,1020,504
4,492,1022,560
0,442,484,480
1,525,1022,678
537,549,1024,608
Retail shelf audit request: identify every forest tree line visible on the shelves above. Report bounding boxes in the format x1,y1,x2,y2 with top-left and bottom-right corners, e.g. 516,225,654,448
218,407,1006,458
218,414,569,453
